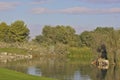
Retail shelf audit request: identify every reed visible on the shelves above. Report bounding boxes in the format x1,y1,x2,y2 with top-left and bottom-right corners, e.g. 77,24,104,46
68,47,94,63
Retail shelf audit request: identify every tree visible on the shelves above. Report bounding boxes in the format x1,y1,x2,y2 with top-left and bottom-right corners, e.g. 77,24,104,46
0,22,9,42
53,25,76,45
80,31,94,47
34,25,78,46
42,25,56,44
89,27,120,64
79,27,120,64
9,20,30,42
94,27,120,64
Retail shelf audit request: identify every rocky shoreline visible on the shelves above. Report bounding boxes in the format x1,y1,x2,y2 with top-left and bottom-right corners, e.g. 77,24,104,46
0,52,32,63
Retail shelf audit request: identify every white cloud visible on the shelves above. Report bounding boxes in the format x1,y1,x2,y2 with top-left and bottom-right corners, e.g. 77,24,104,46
59,7,92,14
75,0,120,3
31,7,55,14
60,7,120,14
31,0,51,4
0,2,20,11
31,7,120,15
31,8,50,14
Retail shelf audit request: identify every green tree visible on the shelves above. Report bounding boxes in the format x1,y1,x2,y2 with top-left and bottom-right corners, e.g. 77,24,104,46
34,25,78,47
0,22,9,42
80,31,94,47
54,25,76,45
88,27,120,64
9,20,30,42
79,27,120,64
42,25,55,44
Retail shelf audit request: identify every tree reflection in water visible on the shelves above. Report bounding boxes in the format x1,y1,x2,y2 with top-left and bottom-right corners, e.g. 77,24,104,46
1,57,120,80
94,65,120,80
113,65,117,80
96,69,107,80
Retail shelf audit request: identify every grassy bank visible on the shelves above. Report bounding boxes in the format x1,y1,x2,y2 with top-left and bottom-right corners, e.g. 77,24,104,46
0,68,57,80
0,47,29,54
67,47,94,64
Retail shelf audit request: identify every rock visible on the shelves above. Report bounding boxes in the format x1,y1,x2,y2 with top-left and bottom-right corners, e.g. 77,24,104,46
1,52,8,55
0,52,33,63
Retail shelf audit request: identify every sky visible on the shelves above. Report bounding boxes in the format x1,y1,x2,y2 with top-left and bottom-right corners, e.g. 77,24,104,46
0,0,120,38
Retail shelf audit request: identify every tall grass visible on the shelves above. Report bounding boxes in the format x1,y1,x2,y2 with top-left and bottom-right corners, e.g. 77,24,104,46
68,47,94,63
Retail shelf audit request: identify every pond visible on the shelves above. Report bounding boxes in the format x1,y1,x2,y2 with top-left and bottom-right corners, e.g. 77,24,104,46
0,57,120,80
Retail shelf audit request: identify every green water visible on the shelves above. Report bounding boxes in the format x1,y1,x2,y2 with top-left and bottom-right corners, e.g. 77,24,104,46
0,57,120,80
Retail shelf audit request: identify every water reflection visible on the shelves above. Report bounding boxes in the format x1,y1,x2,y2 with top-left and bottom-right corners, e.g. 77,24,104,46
96,69,107,80
27,66,42,76
110,65,118,80
74,71,91,80
0,57,120,80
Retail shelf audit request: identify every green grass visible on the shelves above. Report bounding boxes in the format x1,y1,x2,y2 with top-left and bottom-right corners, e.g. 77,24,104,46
0,48,28,54
0,68,57,80
68,47,94,63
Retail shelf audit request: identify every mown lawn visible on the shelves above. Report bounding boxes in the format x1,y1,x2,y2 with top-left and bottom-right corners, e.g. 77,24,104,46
0,68,57,80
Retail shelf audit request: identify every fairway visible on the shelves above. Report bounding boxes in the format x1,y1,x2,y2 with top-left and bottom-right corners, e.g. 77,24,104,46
0,68,56,80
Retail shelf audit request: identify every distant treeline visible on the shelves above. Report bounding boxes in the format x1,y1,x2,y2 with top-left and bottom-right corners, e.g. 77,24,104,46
0,20,120,48
33,25,120,63
0,20,120,63
33,24,120,50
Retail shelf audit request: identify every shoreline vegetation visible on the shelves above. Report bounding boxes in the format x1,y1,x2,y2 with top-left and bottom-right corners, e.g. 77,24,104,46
0,41,94,63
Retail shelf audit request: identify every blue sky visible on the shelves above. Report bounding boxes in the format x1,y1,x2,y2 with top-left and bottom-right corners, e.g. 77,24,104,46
0,0,120,38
